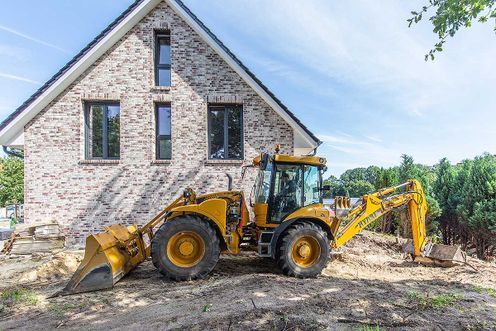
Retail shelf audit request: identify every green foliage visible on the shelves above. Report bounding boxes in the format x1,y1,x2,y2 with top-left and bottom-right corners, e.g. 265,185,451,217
374,167,399,190
455,154,496,258
433,158,458,244
345,180,375,197
0,156,24,207
408,0,496,60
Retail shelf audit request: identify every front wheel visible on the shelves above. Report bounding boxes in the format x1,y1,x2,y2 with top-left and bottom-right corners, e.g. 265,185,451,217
276,222,330,278
151,215,220,281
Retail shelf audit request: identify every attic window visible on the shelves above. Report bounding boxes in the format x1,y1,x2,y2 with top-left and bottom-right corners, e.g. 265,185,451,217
155,32,171,86
85,103,120,159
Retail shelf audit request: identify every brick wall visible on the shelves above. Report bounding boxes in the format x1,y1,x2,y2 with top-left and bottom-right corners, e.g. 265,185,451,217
23,2,293,246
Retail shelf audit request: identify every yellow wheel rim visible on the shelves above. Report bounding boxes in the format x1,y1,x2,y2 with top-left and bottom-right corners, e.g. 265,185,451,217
291,235,321,268
167,231,206,268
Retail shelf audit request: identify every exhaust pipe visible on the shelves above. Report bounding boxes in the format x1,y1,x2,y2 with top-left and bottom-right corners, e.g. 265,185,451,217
226,173,232,191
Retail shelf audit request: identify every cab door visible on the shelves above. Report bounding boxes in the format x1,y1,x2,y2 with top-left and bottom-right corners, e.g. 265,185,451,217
268,163,303,224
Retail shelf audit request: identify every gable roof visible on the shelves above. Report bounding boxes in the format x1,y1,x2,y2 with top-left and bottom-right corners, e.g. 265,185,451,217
0,0,321,149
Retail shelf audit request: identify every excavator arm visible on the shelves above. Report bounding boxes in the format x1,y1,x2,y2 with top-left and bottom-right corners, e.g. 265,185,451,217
332,180,427,256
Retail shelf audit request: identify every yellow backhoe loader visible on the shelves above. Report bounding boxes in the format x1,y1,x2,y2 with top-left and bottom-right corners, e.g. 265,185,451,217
58,151,465,296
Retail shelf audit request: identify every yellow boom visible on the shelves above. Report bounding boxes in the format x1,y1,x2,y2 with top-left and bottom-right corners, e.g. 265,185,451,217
332,180,427,254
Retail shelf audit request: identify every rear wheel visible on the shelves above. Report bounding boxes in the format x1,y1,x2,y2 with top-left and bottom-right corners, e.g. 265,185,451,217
276,222,330,278
151,215,220,280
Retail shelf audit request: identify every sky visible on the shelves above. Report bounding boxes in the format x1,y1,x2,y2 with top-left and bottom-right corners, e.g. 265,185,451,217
0,0,495,176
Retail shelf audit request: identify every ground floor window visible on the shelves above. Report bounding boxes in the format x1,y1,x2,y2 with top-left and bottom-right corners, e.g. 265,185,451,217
85,102,120,159
208,104,243,160
156,104,171,159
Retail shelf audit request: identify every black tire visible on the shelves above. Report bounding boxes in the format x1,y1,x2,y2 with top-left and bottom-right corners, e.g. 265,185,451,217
276,222,330,278
151,215,220,281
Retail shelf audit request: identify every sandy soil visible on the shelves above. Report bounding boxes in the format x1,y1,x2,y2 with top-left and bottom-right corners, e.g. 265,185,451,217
0,231,495,330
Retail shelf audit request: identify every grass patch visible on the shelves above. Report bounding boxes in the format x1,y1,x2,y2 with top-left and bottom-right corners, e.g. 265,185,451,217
0,288,38,307
407,290,463,309
357,326,381,331
474,286,496,298
48,300,91,316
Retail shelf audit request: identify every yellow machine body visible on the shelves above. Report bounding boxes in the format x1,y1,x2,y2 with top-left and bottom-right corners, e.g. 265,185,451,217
61,152,463,296
59,189,248,295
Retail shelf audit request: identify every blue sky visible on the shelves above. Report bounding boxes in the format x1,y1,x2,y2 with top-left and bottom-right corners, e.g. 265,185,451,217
0,0,495,176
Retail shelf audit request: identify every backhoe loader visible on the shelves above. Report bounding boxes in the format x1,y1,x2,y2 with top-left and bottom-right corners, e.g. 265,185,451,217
58,151,465,295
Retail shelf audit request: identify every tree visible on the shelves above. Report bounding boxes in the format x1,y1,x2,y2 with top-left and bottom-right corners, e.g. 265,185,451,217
364,166,381,185
340,168,366,183
408,0,496,60
0,156,24,208
374,167,399,232
452,159,473,249
345,180,375,197
433,158,458,244
323,175,347,198
470,199,496,257
459,154,496,258
374,167,399,190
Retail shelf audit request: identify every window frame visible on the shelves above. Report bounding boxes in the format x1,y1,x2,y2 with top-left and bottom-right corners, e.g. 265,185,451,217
207,104,244,160
155,103,172,160
84,101,121,160
154,32,171,87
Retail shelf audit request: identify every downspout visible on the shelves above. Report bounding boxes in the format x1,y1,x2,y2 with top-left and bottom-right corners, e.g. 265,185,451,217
2,146,24,159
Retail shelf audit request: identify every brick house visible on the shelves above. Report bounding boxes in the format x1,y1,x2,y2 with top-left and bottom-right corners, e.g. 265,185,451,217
0,0,320,246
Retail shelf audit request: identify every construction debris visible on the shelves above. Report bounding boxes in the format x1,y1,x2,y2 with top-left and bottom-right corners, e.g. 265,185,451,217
1,222,65,256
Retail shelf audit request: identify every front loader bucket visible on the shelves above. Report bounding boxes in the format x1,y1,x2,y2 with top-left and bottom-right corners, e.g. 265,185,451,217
404,240,466,267
54,224,148,296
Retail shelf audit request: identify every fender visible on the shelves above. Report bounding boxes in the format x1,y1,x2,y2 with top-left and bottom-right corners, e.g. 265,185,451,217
168,198,227,235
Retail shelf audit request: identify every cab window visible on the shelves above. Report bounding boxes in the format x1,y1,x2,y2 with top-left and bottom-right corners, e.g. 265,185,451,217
303,165,321,205
270,164,303,222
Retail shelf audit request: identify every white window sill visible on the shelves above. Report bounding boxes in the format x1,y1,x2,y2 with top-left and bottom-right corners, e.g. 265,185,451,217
79,159,120,165
204,159,244,166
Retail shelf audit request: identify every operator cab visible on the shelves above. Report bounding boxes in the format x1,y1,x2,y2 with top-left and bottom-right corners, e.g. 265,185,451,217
252,153,327,227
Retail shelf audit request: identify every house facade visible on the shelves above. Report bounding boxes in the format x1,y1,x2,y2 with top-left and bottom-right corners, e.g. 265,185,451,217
0,0,320,246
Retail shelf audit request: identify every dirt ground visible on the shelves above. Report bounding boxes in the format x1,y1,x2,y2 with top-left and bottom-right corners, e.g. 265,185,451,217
1,231,495,331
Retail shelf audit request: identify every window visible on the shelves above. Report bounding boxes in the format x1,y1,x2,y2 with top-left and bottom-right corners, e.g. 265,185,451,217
303,165,321,205
85,103,120,159
208,105,243,160
155,32,171,86
156,104,171,159
269,163,322,223
270,164,303,222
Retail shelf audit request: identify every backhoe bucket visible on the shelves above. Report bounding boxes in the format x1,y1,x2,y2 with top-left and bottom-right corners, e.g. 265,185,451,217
404,240,466,267
55,224,148,296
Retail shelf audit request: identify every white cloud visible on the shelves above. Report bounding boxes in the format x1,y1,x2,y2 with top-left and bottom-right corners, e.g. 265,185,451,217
0,24,69,53
364,135,382,143
0,72,41,85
